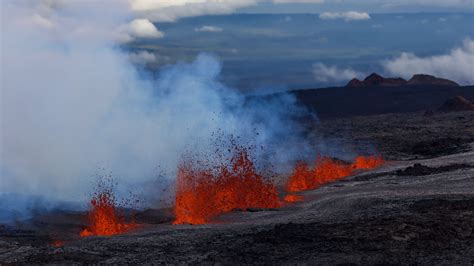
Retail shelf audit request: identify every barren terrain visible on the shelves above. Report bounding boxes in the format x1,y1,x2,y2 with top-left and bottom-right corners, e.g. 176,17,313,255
1,111,474,264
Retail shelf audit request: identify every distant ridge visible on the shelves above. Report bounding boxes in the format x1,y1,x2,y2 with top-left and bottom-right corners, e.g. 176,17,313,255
346,73,459,88
288,79,473,118
408,74,460,87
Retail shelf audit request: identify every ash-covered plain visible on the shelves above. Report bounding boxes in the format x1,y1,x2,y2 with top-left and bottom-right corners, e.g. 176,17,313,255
1,110,474,264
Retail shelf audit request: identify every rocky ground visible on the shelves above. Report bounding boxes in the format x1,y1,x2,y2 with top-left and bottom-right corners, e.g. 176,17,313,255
316,111,474,160
1,111,474,264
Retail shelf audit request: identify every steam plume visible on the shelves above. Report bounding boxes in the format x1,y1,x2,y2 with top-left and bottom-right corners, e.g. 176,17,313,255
0,1,314,222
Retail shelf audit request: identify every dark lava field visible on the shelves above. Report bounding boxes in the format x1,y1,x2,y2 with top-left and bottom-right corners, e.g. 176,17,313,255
1,110,474,264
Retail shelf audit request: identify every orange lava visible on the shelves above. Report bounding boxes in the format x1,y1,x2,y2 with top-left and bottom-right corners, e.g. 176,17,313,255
352,155,385,170
173,148,282,225
286,155,384,193
50,240,64,247
283,194,304,203
80,189,136,237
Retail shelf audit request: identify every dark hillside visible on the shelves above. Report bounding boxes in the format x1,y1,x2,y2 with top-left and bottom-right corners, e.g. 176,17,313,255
291,85,474,118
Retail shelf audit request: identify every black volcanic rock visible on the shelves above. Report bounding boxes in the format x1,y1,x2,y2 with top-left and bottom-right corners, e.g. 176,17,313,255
346,73,407,87
408,74,459,87
437,96,474,113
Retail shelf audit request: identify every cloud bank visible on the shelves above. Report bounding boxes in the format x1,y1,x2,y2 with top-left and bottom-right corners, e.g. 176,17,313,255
319,11,371,21
130,0,258,22
129,0,329,22
195,25,223,32
384,39,474,85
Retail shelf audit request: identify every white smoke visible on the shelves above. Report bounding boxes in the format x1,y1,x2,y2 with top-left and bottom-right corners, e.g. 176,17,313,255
0,1,314,221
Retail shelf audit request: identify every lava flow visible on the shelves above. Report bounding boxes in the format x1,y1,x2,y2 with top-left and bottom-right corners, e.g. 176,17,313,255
286,155,384,193
352,155,385,170
173,147,282,225
80,186,137,237
49,240,64,247
283,194,304,203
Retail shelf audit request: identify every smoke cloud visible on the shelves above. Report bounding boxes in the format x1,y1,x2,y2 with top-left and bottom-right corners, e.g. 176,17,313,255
0,1,314,222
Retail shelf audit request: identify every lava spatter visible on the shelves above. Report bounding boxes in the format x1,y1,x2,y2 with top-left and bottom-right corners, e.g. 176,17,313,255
80,178,137,237
173,146,281,225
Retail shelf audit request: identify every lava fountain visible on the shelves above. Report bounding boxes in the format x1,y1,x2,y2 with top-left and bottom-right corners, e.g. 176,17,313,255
173,146,282,225
80,181,137,237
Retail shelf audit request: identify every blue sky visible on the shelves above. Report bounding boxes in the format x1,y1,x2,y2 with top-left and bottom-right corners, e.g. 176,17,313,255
136,12,474,90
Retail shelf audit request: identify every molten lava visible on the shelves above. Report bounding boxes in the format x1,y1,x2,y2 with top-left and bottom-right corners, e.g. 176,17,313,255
352,155,385,170
173,148,281,225
50,240,64,247
80,188,136,237
283,194,304,203
286,155,384,193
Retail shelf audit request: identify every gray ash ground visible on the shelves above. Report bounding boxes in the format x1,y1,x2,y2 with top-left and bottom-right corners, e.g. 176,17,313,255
1,111,474,264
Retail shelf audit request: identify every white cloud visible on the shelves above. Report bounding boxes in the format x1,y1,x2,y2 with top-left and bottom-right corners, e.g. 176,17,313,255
128,50,157,64
195,25,223,32
117,19,164,43
129,0,328,22
319,11,371,21
129,0,258,22
313,63,364,83
128,19,164,38
384,39,474,85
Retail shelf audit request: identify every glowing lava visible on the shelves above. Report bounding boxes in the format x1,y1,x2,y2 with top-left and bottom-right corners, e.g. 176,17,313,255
283,194,304,203
50,240,64,247
286,155,384,193
173,147,281,225
352,155,385,170
80,186,136,237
